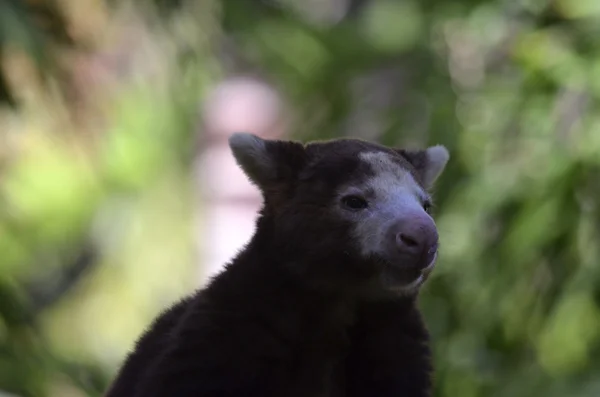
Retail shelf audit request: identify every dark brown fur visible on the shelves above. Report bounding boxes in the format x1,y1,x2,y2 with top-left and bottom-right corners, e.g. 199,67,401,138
104,137,438,397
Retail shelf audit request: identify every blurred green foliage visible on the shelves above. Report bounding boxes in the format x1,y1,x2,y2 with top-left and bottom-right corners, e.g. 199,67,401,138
1,0,600,396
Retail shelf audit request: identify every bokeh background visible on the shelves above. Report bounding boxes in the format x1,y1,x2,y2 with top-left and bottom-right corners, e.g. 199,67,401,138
2,0,600,396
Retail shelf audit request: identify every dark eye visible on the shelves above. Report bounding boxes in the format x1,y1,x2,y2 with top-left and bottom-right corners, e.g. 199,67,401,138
341,195,368,210
423,201,432,213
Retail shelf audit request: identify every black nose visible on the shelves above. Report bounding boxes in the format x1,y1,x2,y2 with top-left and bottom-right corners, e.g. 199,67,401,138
393,215,438,267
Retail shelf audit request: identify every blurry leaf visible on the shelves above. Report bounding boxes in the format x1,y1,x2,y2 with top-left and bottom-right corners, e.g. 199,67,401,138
2,138,103,244
102,86,178,190
514,28,586,88
557,0,600,19
0,68,17,107
0,0,76,107
359,0,423,53
253,20,330,79
536,292,600,375
502,194,563,265
0,226,32,277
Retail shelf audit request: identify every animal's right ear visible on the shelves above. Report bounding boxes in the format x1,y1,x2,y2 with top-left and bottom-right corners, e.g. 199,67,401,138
229,133,307,189
396,145,449,190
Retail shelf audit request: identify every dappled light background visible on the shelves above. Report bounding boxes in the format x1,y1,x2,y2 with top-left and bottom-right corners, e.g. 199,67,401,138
1,0,600,396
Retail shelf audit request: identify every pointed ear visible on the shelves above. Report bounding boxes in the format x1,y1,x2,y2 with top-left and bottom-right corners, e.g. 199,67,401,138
228,133,307,189
397,145,449,189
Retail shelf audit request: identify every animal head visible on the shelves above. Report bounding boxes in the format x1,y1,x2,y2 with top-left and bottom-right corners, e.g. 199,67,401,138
229,133,449,297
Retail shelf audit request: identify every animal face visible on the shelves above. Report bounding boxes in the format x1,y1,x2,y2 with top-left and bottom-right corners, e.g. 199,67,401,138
229,133,449,296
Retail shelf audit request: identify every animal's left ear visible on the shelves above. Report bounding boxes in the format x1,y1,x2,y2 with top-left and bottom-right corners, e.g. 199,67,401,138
229,132,307,190
397,145,450,189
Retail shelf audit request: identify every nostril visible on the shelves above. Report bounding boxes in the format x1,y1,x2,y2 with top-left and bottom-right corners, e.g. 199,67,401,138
428,242,439,254
398,233,419,248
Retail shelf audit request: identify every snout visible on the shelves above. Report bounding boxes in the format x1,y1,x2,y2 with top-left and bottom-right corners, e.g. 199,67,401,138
388,214,438,269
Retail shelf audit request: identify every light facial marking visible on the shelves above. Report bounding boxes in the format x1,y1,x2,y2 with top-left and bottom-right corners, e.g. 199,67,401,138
391,274,424,296
358,151,423,200
343,151,429,258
